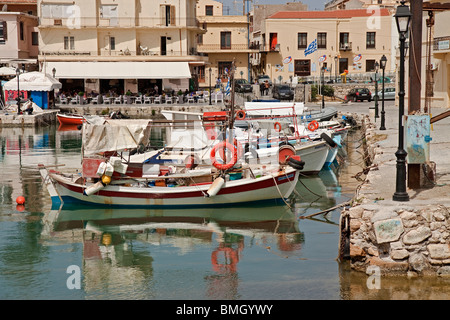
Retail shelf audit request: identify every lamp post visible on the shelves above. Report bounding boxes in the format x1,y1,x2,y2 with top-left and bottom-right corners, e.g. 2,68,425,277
334,55,338,82
209,67,212,105
374,61,379,120
321,65,325,111
379,55,387,130
393,1,411,202
52,67,56,78
16,68,21,115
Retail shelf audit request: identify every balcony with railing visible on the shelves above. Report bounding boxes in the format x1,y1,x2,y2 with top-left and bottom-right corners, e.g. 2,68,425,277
39,17,205,30
39,48,208,61
339,42,352,51
197,43,259,53
259,43,280,53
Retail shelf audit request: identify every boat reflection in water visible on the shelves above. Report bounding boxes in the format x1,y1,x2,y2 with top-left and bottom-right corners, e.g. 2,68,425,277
41,203,303,298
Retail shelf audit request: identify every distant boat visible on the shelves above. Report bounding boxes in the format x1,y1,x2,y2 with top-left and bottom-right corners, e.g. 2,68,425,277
57,113,84,126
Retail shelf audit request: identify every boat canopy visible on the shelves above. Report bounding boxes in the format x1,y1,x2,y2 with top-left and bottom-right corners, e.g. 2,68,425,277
82,119,152,156
244,102,305,117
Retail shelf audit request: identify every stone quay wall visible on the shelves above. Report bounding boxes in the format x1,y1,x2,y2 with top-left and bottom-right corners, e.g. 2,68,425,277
340,116,450,277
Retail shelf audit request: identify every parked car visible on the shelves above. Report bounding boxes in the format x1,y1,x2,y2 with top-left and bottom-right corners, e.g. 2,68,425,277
234,79,253,93
345,88,372,102
257,75,272,86
371,87,395,100
272,84,294,100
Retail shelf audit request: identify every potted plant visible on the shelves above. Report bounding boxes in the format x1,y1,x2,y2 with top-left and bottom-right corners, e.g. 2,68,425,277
78,91,84,104
125,89,132,104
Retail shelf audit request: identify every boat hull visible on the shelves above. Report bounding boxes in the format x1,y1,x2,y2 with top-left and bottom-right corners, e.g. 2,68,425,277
57,113,84,126
45,168,299,208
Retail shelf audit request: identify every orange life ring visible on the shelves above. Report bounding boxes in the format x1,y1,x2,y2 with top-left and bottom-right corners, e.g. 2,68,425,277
211,247,239,273
274,122,282,132
210,141,238,171
308,120,319,132
235,110,246,120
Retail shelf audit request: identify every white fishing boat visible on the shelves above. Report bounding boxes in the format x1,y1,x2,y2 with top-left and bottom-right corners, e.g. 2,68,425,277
39,119,302,209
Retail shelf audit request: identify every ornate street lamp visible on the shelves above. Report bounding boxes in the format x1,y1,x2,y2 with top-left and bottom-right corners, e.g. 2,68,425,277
393,1,411,202
16,68,21,115
379,55,387,130
374,61,379,120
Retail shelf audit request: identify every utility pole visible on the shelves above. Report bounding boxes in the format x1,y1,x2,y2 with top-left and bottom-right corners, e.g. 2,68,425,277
407,0,423,190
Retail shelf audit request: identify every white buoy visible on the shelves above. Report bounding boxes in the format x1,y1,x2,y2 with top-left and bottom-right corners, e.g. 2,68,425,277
83,181,105,196
206,177,225,197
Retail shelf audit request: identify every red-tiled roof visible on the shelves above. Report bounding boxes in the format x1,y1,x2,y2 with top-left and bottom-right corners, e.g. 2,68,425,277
269,9,391,19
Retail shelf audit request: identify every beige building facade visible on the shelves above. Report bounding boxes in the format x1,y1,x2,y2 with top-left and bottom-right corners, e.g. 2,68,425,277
428,5,450,109
260,9,395,84
196,0,255,89
0,0,39,67
37,0,207,94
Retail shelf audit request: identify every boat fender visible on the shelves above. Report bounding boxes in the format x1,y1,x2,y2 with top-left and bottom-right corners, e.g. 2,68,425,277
83,181,105,196
96,162,107,176
274,122,282,132
104,162,114,176
210,141,238,171
308,120,319,132
235,110,246,120
206,176,225,197
101,174,112,185
288,156,305,170
320,132,337,148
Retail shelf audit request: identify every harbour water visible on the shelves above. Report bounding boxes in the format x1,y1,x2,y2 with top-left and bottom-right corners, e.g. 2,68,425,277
0,124,448,300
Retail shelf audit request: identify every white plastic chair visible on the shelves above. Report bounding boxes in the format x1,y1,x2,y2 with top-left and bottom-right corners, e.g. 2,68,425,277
215,92,224,103
70,96,79,104
166,96,173,104
135,95,143,104
114,95,122,104
103,96,111,104
91,96,99,104
60,97,68,104
143,96,152,104
187,96,195,103
154,95,162,104
197,95,205,103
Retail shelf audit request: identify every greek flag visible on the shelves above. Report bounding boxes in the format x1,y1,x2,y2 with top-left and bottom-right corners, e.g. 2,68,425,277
304,39,317,56
225,78,231,96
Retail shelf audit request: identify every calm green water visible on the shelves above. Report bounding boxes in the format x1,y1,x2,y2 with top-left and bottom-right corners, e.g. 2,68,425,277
0,125,448,300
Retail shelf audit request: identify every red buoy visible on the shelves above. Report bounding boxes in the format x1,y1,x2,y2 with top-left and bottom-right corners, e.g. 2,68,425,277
16,196,25,205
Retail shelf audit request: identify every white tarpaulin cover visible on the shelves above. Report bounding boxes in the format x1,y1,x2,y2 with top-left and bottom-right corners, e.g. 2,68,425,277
0,67,16,76
82,120,152,156
46,61,192,79
3,71,62,91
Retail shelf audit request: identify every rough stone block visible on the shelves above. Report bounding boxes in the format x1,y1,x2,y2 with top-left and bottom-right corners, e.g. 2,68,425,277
390,249,409,260
403,226,432,245
373,218,404,244
428,244,450,260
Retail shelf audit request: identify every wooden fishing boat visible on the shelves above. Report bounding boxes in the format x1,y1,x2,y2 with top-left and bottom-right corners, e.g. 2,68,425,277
57,113,84,126
39,119,302,209
39,164,300,209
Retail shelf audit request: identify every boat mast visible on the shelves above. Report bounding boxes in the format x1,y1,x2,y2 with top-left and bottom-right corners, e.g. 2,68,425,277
228,60,236,131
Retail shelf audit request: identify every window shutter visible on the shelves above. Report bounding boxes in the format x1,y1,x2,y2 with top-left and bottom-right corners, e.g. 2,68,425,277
170,6,176,26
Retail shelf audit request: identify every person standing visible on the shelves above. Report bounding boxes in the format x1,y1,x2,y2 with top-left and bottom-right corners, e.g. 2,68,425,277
260,82,265,96
264,81,269,96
